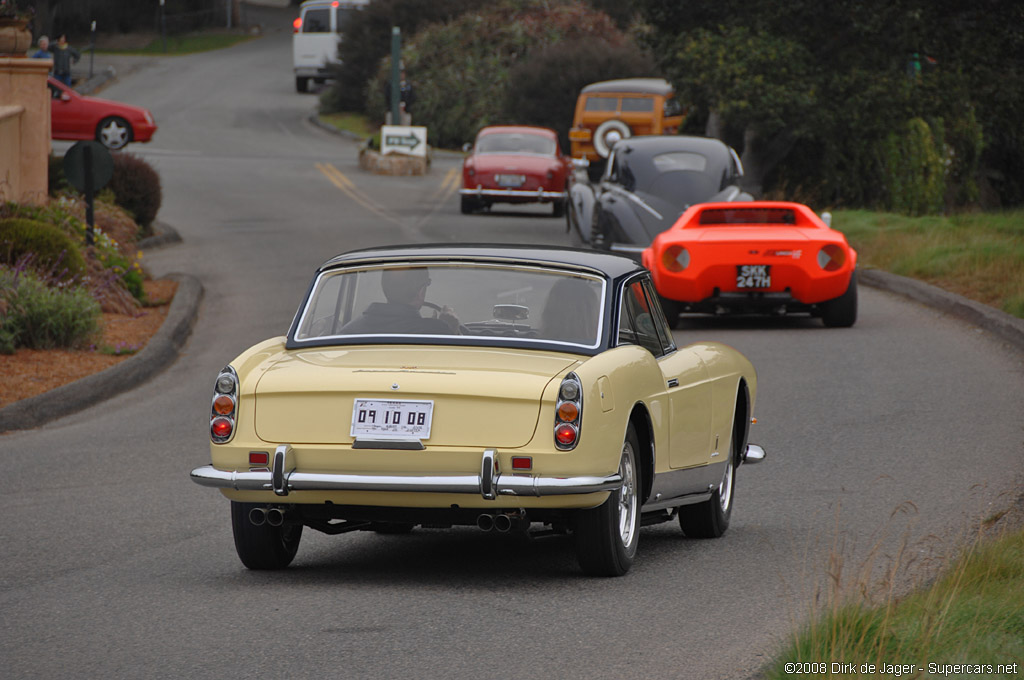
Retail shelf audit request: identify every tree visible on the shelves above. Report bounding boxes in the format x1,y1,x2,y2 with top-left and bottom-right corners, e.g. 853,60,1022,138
365,0,635,149
321,0,482,115
636,0,1024,208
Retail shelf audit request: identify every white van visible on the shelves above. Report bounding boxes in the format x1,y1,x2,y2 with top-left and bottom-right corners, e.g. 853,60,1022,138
292,0,370,93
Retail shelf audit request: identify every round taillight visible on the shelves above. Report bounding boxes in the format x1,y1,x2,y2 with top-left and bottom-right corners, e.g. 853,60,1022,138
215,374,235,394
213,395,235,415
555,423,577,446
559,381,579,401
557,401,579,422
817,244,846,271
662,245,690,272
211,417,233,439
292,17,301,32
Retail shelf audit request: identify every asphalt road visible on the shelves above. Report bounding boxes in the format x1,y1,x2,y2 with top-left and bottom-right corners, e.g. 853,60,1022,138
3,8,1023,680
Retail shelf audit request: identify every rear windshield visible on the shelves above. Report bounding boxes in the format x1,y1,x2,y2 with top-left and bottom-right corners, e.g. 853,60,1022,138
477,133,556,156
294,264,606,349
616,150,718,204
301,8,330,32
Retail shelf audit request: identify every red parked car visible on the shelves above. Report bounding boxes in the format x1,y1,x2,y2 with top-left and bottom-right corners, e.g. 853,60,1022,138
48,77,157,151
460,125,572,217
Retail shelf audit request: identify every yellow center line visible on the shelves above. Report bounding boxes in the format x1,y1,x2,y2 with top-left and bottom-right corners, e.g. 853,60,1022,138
315,162,401,224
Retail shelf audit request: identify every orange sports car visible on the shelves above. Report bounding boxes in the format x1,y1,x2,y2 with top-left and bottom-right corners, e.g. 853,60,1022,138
642,201,857,328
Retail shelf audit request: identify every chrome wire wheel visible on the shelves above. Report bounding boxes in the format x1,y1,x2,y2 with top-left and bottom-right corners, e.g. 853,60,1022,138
617,441,638,548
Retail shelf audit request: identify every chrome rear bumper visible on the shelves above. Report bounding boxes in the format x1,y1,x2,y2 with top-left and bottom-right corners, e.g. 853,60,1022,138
459,187,567,200
190,446,621,501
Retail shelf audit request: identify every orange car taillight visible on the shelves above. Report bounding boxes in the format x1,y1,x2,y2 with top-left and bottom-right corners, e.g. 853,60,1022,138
293,17,301,32
817,244,846,271
210,366,239,444
554,372,583,450
662,245,690,272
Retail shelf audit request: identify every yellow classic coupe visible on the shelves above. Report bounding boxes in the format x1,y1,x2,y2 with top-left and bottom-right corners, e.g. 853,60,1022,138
190,245,766,576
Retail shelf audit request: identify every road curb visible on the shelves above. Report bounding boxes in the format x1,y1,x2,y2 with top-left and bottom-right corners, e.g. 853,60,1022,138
139,221,183,250
0,272,203,434
860,268,1024,353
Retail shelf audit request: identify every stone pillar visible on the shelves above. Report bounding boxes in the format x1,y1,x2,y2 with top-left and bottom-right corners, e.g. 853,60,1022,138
0,56,52,205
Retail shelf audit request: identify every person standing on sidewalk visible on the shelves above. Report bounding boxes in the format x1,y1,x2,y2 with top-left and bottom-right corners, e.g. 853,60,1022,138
30,35,52,60
52,34,81,87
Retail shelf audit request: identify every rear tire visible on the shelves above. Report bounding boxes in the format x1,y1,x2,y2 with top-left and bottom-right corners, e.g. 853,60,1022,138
231,501,302,570
552,198,566,218
574,424,641,576
820,270,858,328
460,195,477,214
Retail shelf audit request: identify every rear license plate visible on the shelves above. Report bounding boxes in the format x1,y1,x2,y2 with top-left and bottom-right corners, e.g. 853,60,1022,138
351,399,433,440
736,265,771,289
496,174,525,188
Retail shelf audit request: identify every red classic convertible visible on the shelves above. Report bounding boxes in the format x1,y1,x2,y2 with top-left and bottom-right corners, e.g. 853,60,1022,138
460,125,573,217
48,77,157,151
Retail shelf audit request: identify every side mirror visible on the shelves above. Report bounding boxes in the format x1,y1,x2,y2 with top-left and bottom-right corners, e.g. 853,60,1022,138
61,92,72,102
820,212,832,227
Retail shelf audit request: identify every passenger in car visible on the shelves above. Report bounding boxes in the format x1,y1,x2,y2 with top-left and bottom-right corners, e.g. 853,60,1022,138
541,278,599,344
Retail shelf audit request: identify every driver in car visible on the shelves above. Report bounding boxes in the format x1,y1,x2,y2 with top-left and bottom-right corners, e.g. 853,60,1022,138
340,267,460,335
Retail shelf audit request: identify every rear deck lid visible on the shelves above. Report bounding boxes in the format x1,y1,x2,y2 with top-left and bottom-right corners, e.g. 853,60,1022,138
253,346,578,447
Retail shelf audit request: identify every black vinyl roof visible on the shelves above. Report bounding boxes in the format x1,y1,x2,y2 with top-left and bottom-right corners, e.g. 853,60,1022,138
318,244,646,280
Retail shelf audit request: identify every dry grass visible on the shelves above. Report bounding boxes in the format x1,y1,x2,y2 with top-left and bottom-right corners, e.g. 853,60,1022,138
833,210,1024,317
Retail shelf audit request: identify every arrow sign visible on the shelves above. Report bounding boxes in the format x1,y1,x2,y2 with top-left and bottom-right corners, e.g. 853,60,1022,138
384,133,421,151
380,125,428,157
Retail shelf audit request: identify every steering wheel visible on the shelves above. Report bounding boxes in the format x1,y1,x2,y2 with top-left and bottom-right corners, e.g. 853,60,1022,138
422,301,469,334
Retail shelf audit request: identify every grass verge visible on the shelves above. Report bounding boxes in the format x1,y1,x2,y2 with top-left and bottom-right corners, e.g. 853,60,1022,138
763,517,1024,679
833,210,1024,318
318,112,378,140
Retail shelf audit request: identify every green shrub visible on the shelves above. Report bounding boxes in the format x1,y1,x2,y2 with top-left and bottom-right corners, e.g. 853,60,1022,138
323,0,481,115
879,117,946,216
0,268,100,351
47,154,73,196
108,152,162,232
0,218,87,281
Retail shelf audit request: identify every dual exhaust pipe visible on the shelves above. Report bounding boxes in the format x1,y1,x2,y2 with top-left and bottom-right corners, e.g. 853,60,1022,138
249,506,286,527
477,511,526,533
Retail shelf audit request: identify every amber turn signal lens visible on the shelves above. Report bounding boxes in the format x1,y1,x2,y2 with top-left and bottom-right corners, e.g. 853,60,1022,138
557,401,579,422
213,395,234,415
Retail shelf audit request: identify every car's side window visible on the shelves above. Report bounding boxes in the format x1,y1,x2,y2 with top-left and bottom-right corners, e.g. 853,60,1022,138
641,278,676,354
617,280,663,356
